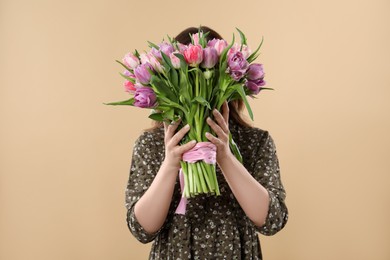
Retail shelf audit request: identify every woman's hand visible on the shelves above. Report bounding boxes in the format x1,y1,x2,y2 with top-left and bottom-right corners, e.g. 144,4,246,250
205,101,232,165
163,119,197,171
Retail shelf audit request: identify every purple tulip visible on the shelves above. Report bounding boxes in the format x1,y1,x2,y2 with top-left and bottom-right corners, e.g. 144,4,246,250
246,63,265,81
226,51,249,81
159,42,174,56
134,86,157,108
245,78,266,95
201,47,218,69
123,70,134,78
134,63,152,85
150,42,174,60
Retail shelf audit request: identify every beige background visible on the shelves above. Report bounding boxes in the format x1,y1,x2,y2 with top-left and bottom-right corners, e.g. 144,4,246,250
1,0,389,259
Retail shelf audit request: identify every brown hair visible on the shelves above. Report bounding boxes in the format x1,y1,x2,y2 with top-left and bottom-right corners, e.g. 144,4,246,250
145,26,252,131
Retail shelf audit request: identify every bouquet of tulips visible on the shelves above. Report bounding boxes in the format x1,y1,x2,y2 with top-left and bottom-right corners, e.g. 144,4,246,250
104,27,272,198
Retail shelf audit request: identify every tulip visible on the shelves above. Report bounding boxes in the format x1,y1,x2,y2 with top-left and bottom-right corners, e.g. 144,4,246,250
228,43,251,59
170,51,181,69
183,44,203,67
191,32,203,45
246,63,265,81
226,51,249,81
123,70,134,78
140,53,164,73
240,44,251,59
201,47,218,69
159,42,175,57
123,53,140,69
207,39,228,56
134,63,152,85
134,86,157,108
177,43,188,52
124,80,136,93
150,42,174,60
245,78,266,95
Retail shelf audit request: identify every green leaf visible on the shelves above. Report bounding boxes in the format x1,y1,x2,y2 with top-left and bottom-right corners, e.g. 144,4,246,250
167,34,173,45
174,53,188,71
236,85,254,120
235,28,247,46
247,36,264,62
116,60,132,72
119,72,135,83
133,49,140,58
192,96,211,110
219,33,235,68
147,41,159,49
229,133,243,163
179,69,191,102
149,112,164,121
169,68,179,88
103,97,134,106
164,108,175,120
150,75,177,101
220,84,242,104
161,51,174,69
247,52,261,63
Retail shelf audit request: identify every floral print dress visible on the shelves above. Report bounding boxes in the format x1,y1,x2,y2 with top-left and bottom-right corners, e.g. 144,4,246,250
125,119,288,259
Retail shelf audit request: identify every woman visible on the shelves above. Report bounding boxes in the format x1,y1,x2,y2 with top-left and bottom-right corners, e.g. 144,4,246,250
125,26,288,259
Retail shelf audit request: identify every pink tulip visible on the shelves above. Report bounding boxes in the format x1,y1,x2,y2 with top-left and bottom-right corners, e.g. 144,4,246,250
177,43,188,53
183,44,203,67
124,80,136,93
207,39,228,56
123,53,140,69
191,32,203,45
228,43,251,59
241,45,251,59
170,51,181,69
140,52,164,73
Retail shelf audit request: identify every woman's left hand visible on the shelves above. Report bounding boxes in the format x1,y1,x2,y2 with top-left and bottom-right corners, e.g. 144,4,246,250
205,101,232,164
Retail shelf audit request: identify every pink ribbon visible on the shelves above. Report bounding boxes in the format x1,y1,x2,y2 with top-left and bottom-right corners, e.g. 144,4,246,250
175,142,216,215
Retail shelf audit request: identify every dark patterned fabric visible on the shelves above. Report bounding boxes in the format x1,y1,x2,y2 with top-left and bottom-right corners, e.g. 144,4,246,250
125,119,288,259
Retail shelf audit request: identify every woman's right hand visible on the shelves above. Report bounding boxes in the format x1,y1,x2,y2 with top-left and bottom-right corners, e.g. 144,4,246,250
163,119,197,170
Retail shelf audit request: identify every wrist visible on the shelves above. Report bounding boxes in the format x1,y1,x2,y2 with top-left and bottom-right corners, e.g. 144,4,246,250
161,158,181,174
217,151,235,169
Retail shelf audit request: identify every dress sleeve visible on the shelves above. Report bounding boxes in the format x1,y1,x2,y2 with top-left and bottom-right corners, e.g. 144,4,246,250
250,130,289,236
124,131,165,244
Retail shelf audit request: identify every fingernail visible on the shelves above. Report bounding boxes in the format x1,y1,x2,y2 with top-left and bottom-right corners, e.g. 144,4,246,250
205,132,210,136
185,124,190,129
191,140,196,144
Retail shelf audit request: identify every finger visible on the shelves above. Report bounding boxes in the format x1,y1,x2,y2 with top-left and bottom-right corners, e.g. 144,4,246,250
169,124,190,147
206,117,228,140
177,140,197,155
165,118,181,141
205,132,222,146
222,101,229,124
212,109,229,134
163,121,168,133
